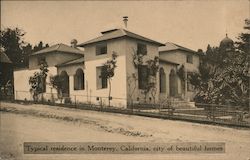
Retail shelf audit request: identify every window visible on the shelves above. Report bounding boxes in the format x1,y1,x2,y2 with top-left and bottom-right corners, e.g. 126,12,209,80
96,66,108,89
138,65,148,89
74,68,84,90
96,43,107,55
186,55,193,64
137,43,147,55
37,56,46,65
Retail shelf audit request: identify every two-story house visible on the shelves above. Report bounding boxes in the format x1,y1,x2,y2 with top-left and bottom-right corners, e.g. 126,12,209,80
14,43,84,101
75,28,165,107
14,28,199,108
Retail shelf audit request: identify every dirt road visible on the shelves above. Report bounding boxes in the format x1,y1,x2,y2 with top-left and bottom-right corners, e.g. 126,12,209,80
0,102,250,160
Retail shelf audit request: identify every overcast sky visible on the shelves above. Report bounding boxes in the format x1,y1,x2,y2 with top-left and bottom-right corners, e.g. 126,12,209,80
1,0,249,51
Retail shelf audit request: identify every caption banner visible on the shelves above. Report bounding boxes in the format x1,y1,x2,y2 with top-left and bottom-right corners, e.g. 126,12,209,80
24,142,225,154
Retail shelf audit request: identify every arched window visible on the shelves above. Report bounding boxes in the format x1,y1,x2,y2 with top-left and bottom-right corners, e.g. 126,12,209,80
74,68,84,90
159,68,166,93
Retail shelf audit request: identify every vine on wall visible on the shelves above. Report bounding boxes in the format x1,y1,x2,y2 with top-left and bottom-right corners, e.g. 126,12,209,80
131,50,159,103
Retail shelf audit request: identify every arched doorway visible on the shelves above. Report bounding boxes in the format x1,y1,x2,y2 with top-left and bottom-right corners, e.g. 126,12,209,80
60,71,69,97
169,69,178,97
159,68,166,93
74,68,84,90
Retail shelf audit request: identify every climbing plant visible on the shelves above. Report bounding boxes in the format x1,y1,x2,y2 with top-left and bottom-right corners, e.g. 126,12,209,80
29,61,49,101
50,74,64,101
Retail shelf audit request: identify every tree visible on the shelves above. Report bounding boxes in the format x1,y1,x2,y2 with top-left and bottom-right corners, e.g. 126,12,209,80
29,61,49,101
190,19,250,109
22,43,33,67
0,27,25,68
145,56,159,103
101,52,118,107
50,74,64,102
33,41,49,52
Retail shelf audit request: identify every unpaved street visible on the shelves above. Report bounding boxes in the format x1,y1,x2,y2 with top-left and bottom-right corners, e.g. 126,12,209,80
0,102,250,160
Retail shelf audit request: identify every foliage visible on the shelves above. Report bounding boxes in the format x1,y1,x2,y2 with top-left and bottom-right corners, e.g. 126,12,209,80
146,56,159,77
1,27,49,68
0,27,25,68
101,52,118,106
50,75,64,93
142,56,160,103
101,52,118,79
133,52,144,68
190,19,250,108
29,61,49,101
33,41,49,52
22,41,49,67
0,27,49,92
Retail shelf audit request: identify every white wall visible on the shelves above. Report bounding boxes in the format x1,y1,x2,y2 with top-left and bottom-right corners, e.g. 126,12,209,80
56,56,127,108
14,66,58,101
159,50,199,72
83,55,127,108
29,52,82,70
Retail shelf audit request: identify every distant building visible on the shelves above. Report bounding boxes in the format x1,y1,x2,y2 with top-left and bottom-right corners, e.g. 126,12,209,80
13,28,200,108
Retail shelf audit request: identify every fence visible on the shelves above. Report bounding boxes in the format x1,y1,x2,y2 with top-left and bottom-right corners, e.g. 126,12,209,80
2,90,250,128
14,90,127,108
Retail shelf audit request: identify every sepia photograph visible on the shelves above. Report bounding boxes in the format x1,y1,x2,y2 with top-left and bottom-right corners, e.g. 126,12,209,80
0,0,250,160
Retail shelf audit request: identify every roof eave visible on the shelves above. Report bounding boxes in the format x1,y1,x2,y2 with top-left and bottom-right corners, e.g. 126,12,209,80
56,61,84,67
160,48,197,54
29,50,84,57
78,35,164,47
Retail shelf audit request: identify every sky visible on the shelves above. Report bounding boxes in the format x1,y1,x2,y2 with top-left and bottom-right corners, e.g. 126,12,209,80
1,0,249,51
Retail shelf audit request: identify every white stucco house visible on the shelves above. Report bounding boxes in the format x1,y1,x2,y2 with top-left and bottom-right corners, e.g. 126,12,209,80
14,28,200,108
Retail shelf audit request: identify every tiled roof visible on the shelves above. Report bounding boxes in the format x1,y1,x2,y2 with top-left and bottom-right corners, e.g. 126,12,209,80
30,43,84,56
159,42,196,54
56,57,84,67
78,28,165,47
0,52,12,63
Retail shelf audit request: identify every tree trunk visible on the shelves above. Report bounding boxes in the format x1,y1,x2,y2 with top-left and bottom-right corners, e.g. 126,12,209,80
108,79,111,107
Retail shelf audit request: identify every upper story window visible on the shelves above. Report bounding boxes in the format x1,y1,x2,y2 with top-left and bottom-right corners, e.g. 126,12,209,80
96,43,107,55
186,54,193,64
37,56,46,65
137,43,147,55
